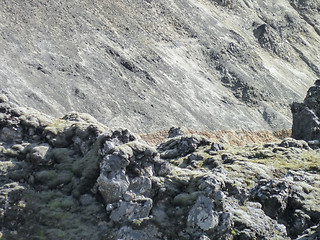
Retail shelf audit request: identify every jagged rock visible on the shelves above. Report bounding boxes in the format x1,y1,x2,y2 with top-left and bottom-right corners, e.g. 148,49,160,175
253,23,290,61
97,169,130,204
211,142,224,151
279,138,311,150
158,135,210,159
97,138,157,213
187,195,220,231
230,201,288,239
198,174,225,195
0,126,23,144
0,183,25,232
26,144,51,165
292,81,320,146
251,179,290,219
292,210,311,235
296,225,320,240
0,94,8,103
168,127,185,138
110,198,153,222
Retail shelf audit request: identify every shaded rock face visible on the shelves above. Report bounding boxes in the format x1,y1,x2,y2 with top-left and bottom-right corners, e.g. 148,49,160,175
292,80,320,147
1,101,320,240
1,1,320,133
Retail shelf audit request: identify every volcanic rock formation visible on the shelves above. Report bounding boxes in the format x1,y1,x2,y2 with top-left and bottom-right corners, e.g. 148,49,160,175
292,80,320,148
1,95,320,240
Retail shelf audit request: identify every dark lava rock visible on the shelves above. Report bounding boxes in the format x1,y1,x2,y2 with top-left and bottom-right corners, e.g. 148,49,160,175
292,80,320,146
2,97,320,240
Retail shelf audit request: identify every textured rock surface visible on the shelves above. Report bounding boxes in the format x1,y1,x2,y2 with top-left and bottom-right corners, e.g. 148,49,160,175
292,80,320,147
1,101,320,239
0,0,320,133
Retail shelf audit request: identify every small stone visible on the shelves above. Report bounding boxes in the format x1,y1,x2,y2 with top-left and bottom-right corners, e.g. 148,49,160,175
123,191,136,201
214,191,225,203
106,204,114,212
0,94,8,103
221,154,234,164
27,144,51,165
211,142,224,151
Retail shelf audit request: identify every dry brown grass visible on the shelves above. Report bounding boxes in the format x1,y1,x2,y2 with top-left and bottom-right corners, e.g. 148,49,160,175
140,129,292,146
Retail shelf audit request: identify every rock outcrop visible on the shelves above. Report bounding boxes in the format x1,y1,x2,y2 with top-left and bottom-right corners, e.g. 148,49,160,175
292,80,320,148
1,98,320,239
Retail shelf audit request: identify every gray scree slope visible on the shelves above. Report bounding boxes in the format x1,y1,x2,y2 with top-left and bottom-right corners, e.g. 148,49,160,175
0,0,320,133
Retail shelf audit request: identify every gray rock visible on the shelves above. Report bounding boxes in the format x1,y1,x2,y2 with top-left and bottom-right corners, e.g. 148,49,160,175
158,135,210,159
101,154,130,172
26,144,51,165
128,176,152,197
214,191,226,210
251,180,289,219
187,195,219,231
97,170,130,203
0,94,8,103
0,127,23,144
198,175,224,195
292,209,311,235
101,141,116,155
211,142,224,151
292,83,320,145
231,201,288,239
168,127,185,138
0,182,25,231
280,138,310,150
110,198,153,222
97,137,157,206
123,191,136,202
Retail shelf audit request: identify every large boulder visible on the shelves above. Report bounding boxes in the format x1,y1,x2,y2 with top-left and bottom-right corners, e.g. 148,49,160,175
292,80,320,147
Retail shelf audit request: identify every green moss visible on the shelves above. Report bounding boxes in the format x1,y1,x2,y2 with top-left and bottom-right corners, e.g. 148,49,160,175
44,119,70,135
35,170,73,189
244,178,253,189
169,157,185,167
248,150,320,172
48,197,75,211
0,161,15,174
51,148,73,163
72,142,100,178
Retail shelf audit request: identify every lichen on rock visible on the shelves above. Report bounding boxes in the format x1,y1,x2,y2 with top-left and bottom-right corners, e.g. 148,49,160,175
1,96,320,239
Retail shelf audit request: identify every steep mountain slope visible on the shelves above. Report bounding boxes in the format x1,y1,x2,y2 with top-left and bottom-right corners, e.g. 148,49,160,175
0,0,320,132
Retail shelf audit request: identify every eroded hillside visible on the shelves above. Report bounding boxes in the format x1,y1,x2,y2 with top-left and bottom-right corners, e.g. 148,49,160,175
1,0,320,132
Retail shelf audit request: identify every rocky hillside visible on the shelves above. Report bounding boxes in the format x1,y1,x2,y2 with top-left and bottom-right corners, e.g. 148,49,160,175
1,0,320,133
1,93,320,239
